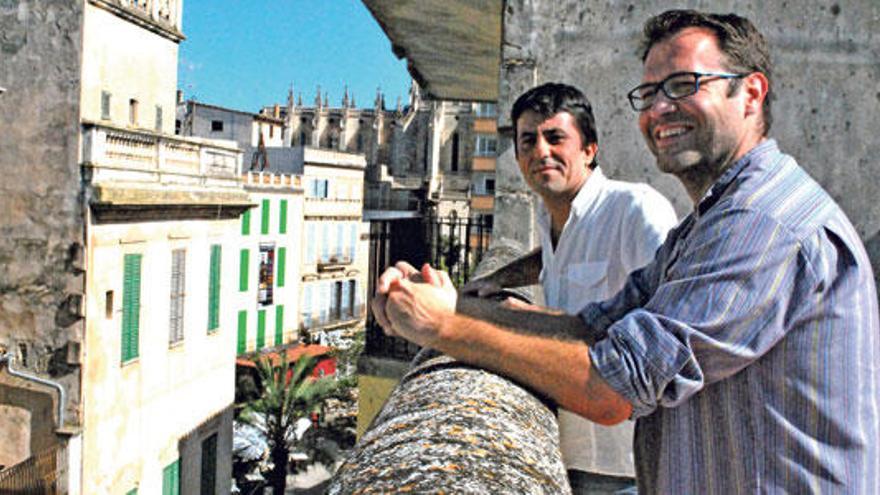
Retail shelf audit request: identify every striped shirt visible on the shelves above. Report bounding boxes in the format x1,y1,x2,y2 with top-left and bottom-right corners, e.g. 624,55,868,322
582,139,880,493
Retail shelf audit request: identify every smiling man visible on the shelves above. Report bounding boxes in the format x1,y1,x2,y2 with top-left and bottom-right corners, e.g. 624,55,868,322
373,9,880,493
462,83,677,491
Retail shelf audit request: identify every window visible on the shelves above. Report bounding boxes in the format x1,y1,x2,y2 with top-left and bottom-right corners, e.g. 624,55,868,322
269,125,274,139
237,310,247,355
258,244,274,306
341,280,351,318
276,247,286,287
162,459,180,495
332,281,343,320
211,120,223,132
121,253,142,363
274,305,284,346
336,223,344,260
349,279,357,317
279,199,288,234
101,91,111,120
169,249,186,345
299,130,306,146
486,178,496,194
175,119,181,135
451,132,460,172
105,290,114,319
348,223,357,261
356,133,363,152
475,135,497,157
207,245,221,332
321,224,330,263
260,199,270,235
239,249,249,292
306,223,316,264
256,309,266,350
241,209,251,236
476,102,498,117
129,99,139,126
155,105,163,132
309,179,329,199
303,285,313,328
200,434,217,495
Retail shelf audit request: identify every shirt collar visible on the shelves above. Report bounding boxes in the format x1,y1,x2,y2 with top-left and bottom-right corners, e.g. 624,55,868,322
696,139,779,216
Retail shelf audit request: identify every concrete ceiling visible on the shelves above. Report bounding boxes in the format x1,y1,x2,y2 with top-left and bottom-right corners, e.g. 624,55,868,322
362,0,502,102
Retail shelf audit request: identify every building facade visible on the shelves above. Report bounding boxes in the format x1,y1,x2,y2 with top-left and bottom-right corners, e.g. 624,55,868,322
1,1,241,492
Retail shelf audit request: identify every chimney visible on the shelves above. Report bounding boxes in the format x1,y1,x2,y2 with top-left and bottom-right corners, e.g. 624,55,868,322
273,104,280,119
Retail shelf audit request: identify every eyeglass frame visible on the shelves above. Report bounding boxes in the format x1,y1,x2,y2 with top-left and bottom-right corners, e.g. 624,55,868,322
627,71,747,112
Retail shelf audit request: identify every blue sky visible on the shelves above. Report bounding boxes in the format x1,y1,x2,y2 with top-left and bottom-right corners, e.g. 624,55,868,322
177,0,412,113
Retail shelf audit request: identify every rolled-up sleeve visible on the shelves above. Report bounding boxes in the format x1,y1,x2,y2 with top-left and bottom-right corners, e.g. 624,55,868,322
584,207,808,417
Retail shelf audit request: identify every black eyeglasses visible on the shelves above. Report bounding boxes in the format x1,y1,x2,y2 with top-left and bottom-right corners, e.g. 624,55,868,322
627,71,746,112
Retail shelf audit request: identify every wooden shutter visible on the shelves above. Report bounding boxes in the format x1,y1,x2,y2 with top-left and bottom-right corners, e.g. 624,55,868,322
162,459,179,495
261,199,270,235
276,247,286,287
279,199,288,234
239,249,249,292
241,209,251,236
169,249,186,345
208,245,221,331
257,310,266,350
121,253,142,363
275,305,284,346
237,310,247,355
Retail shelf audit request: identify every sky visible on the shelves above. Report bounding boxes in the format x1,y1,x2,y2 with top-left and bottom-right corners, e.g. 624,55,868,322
177,0,412,113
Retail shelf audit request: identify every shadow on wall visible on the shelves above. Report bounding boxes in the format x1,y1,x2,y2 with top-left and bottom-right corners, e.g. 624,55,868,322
0,382,57,468
865,230,880,290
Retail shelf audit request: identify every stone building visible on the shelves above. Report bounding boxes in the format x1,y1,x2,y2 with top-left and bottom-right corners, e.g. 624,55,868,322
1,1,244,493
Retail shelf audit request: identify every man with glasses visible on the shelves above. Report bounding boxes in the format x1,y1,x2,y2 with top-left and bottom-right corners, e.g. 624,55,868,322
373,9,879,492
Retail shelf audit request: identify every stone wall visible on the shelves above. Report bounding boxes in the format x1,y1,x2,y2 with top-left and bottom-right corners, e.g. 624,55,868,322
0,0,85,428
496,1,880,283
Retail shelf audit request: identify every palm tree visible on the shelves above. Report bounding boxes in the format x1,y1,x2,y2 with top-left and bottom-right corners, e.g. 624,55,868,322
239,353,340,494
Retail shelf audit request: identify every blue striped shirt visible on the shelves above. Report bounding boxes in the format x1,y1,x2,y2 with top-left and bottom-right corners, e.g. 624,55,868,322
582,139,880,493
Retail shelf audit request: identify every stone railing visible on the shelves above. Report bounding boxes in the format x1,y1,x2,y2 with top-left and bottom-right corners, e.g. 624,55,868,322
243,171,302,189
82,122,242,180
98,0,181,32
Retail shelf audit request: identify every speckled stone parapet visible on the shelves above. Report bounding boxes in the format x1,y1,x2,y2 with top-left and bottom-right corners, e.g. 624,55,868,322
328,354,570,494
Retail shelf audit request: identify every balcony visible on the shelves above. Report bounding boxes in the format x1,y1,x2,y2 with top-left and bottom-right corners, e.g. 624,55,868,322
243,171,302,190
90,0,183,40
472,156,496,172
317,254,354,272
301,304,366,331
470,194,494,211
82,121,249,220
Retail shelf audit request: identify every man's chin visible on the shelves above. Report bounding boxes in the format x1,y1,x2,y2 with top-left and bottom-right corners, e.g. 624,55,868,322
655,150,702,174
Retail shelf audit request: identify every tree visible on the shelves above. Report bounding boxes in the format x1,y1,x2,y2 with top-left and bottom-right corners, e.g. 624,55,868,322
239,353,340,494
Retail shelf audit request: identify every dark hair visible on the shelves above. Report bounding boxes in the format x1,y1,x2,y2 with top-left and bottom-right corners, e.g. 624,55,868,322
639,10,773,135
510,83,599,169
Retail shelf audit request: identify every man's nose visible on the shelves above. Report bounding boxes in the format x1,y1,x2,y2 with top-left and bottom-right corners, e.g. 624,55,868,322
535,136,552,157
644,92,677,117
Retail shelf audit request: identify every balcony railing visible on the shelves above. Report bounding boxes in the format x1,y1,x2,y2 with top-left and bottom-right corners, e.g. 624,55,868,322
317,254,354,271
0,443,65,493
105,0,181,31
301,304,366,331
82,121,242,182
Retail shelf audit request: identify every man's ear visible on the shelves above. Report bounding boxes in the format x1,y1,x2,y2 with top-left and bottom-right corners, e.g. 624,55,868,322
742,72,769,120
583,142,598,167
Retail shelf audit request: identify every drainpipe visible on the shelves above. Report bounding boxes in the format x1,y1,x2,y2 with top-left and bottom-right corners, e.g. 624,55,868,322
1,352,66,428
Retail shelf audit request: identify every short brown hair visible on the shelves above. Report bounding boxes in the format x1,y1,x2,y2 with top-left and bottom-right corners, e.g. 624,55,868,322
639,10,773,135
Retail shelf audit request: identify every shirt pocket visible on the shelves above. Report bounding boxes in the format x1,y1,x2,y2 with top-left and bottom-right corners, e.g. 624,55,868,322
564,261,609,308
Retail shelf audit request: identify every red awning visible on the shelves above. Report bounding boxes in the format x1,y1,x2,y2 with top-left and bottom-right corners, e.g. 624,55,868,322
235,344,332,369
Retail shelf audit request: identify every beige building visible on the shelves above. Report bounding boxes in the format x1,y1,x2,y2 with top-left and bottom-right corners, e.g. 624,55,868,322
1,1,243,493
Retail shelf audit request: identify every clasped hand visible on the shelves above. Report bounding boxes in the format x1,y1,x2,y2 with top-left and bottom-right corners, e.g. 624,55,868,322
370,262,458,348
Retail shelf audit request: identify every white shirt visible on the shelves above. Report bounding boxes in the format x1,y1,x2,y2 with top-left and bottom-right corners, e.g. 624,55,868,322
537,167,678,476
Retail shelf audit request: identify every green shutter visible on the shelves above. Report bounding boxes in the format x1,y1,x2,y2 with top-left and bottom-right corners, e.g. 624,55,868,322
121,253,142,363
237,310,247,355
279,199,288,234
208,245,221,332
261,199,270,235
162,459,179,495
126,488,138,495
239,249,249,292
276,247,286,287
257,310,266,350
241,209,251,236
275,305,284,346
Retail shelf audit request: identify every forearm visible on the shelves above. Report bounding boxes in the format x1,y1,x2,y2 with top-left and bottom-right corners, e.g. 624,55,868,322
457,296,603,344
432,311,632,425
